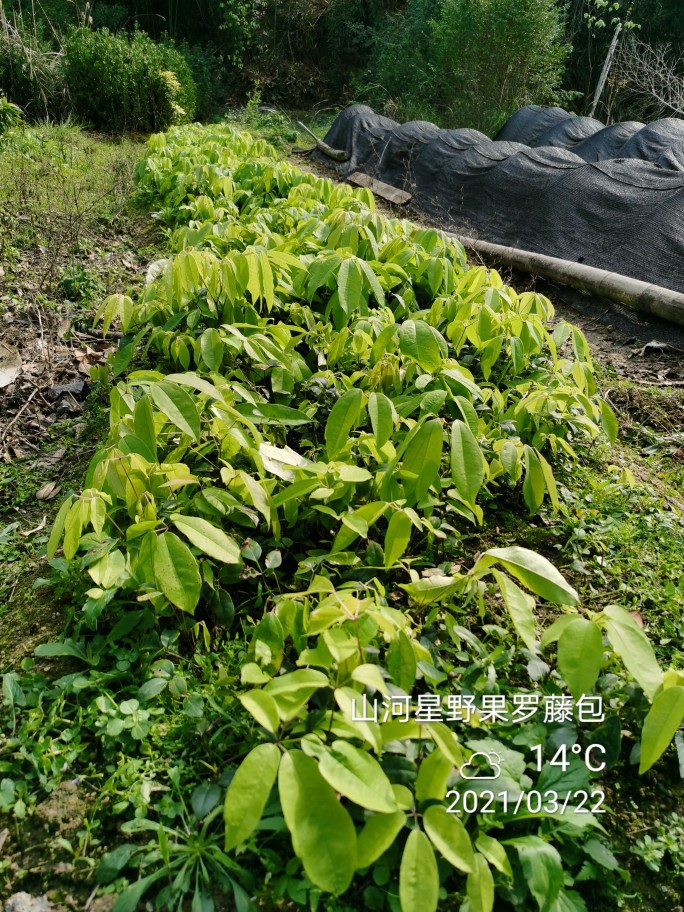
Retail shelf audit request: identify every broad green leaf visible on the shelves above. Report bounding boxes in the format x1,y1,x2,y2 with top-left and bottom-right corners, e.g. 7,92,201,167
63,501,83,560
467,854,495,912
351,663,389,694
602,605,662,699
387,628,417,692
384,510,412,569
307,253,341,298
335,687,382,753
337,258,363,316
400,574,462,605
97,843,138,885
100,293,133,336
171,514,241,563
549,892,589,912
415,749,454,802
238,690,280,734
236,402,310,426
149,381,200,441
523,445,546,514
541,614,580,648
600,399,619,445
325,387,363,459
401,418,443,501
199,328,223,371
357,810,405,868
47,494,74,559
133,395,157,461
475,833,513,877
224,743,281,850
399,828,439,912
88,550,126,589
423,804,475,873
111,342,135,377
111,873,159,912
192,783,221,819
153,532,201,613
333,501,388,552
476,546,579,606
639,686,684,773
163,372,222,400
358,258,385,306
480,334,503,379
557,617,604,699
583,839,619,871
264,669,330,721
34,639,89,662
246,250,261,303
258,250,274,310
425,722,464,766
137,678,167,702
451,419,484,508
260,443,312,482
263,668,330,696
318,741,399,813
492,570,538,653
500,440,521,482
537,450,560,512
368,391,393,448
279,750,356,895
508,837,563,911
398,320,446,372
335,464,372,483
454,395,479,436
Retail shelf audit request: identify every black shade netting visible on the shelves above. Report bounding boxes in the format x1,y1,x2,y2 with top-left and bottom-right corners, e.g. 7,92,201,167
317,104,684,294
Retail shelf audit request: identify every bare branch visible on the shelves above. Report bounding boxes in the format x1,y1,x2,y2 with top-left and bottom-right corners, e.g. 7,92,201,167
613,36,684,119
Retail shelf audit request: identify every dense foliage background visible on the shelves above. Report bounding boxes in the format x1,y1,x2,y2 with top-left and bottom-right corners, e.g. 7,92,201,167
1,0,683,131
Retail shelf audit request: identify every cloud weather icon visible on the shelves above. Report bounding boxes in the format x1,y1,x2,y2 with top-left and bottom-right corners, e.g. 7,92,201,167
459,751,503,781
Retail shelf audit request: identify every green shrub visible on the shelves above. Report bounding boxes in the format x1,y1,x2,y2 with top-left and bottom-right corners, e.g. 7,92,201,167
61,27,197,133
366,0,570,133
178,41,226,122
431,0,570,133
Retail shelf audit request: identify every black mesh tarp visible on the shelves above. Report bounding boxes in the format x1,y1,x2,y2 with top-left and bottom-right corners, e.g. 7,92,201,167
318,104,684,294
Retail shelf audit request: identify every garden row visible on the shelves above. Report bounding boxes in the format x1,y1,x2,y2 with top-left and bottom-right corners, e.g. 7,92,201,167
26,125,684,910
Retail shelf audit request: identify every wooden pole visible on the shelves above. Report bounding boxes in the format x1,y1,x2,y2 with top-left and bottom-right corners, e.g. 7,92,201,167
296,121,349,162
589,21,623,118
447,232,684,327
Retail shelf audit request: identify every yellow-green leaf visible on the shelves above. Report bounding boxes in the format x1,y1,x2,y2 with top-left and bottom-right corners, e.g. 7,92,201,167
399,829,439,912
152,531,201,613
279,750,357,895
451,419,484,508
639,686,684,773
423,804,475,873
467,853,495,912
171,514,241,563
319,741,399,813
325,387,363,459
357,811,405,869
224,743,281,850
149,381,200,441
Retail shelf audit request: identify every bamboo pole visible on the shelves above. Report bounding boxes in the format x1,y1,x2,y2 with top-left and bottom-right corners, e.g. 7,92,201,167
447,232,684,327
